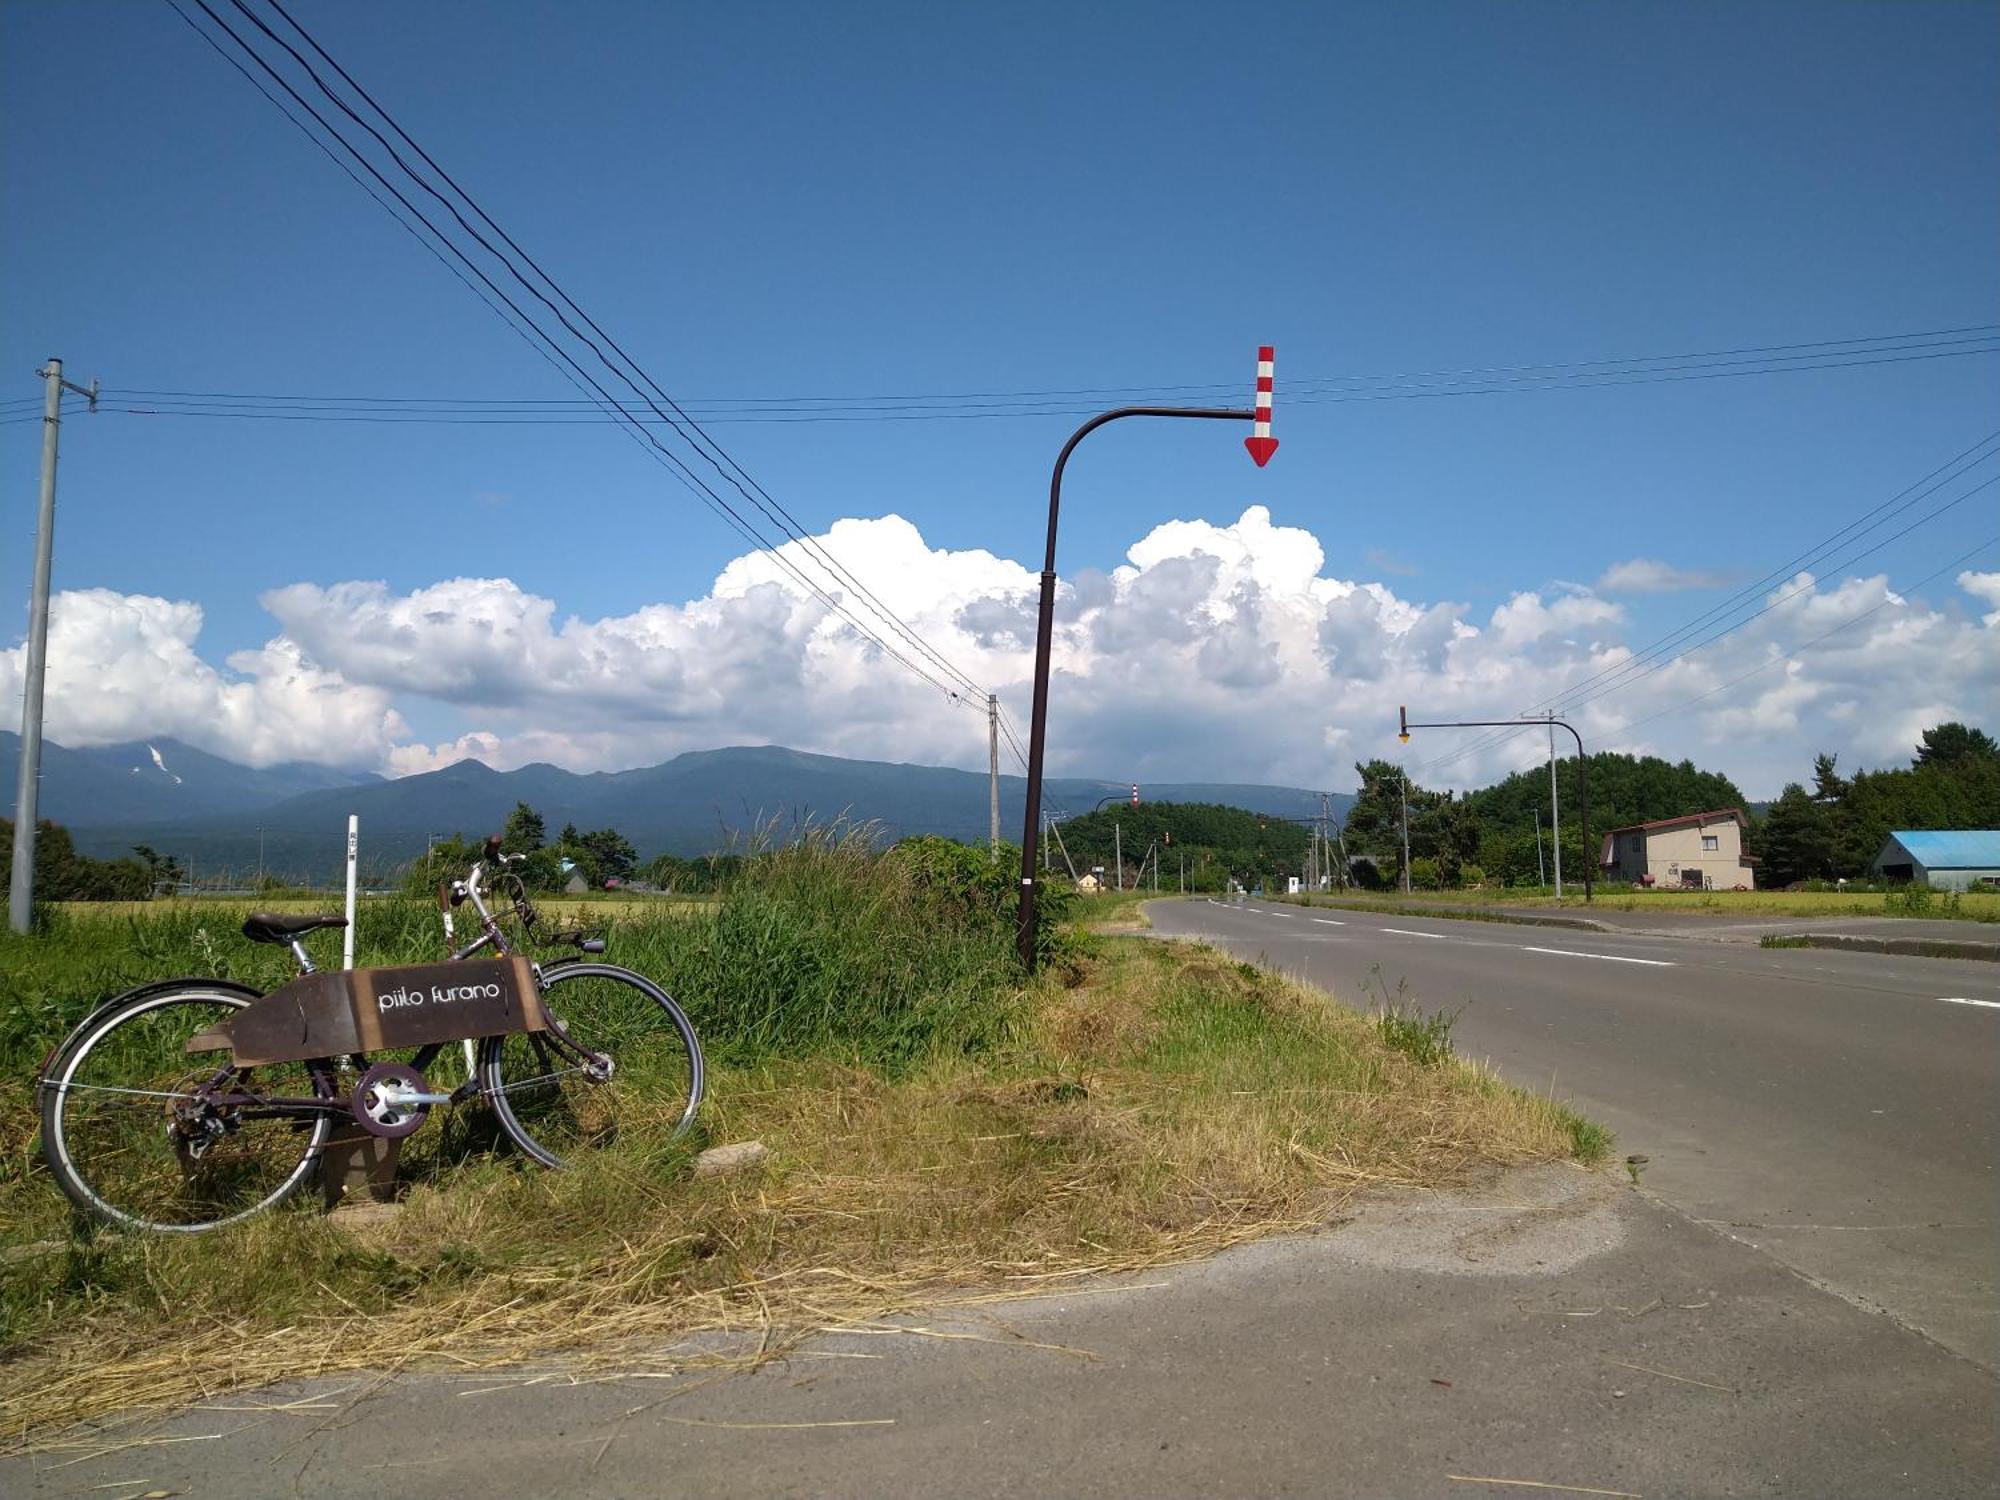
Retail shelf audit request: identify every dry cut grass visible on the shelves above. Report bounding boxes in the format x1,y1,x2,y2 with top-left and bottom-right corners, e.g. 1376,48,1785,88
0,936,1599,1454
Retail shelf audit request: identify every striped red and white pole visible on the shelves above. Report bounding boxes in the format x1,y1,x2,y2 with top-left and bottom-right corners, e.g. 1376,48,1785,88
1245,344,1278,467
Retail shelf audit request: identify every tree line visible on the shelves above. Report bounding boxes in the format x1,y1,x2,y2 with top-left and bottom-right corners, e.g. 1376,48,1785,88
1754,723,1998,887
1048,802,1313,892
1340,721,1995,891
0,820,187,902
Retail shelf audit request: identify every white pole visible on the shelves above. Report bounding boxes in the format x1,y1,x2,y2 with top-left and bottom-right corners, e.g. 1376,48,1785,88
1548,720,1563,900
343,814,359,969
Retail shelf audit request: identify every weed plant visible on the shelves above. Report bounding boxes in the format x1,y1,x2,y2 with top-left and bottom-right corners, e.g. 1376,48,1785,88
0,835,1603,1451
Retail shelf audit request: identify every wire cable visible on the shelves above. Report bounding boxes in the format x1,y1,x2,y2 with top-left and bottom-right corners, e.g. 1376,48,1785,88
177,0,982,709
252,0,991,707
1407,432,2000,777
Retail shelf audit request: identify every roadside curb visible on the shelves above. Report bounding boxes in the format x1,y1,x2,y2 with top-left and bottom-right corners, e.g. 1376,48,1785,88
1786,932,2000,963
1276,898,1610,933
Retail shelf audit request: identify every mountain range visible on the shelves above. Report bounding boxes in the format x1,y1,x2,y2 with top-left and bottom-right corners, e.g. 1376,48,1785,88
0,734,1350,883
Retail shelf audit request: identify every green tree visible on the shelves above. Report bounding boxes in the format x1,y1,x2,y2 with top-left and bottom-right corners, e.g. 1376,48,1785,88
579,827,638,882
1915,722,1999,767
0,819,151,901
501,802,546,855
130,844,185,894
1757,785,1838,887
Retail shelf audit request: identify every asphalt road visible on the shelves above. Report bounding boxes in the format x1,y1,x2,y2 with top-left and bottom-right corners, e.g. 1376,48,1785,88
1149,896,2000,1370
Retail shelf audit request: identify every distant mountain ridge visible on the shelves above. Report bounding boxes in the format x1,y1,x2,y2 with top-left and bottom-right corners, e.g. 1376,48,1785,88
6,736,1351,882
0,732,378,826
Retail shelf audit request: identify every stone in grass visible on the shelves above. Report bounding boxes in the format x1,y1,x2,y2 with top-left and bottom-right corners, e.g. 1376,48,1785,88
694,1141,769,1178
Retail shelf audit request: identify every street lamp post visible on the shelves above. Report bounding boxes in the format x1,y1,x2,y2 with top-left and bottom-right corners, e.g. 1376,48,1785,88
1016,406,1255,968
1398,708,1594,903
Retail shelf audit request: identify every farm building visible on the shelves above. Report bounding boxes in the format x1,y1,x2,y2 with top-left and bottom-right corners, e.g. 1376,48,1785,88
1868,831,2000,891
1599,809,1757,890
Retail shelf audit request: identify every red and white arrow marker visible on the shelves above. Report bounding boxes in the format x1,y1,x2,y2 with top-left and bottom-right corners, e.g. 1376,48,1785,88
1245,344,1278,467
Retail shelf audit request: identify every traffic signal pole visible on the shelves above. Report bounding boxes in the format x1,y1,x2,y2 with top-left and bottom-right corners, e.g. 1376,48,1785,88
1397,707,1594,903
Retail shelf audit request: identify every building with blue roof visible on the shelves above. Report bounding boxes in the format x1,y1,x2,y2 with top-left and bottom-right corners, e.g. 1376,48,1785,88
1869,831,2000,891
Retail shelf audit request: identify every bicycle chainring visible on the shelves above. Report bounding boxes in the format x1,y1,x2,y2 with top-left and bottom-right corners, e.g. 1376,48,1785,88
351,1061,432,1139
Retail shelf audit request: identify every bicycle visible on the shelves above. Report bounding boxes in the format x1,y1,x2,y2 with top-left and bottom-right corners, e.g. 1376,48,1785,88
35,837,704,1233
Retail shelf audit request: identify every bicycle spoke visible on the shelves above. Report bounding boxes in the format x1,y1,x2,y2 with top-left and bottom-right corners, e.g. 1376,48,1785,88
41,987,333,1231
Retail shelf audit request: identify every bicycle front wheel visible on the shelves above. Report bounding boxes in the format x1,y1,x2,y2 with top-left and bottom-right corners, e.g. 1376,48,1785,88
480,962,703,1168
38,980,336,1232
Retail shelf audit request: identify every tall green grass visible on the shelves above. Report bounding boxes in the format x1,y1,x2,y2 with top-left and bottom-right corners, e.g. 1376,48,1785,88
0,828,1060,1085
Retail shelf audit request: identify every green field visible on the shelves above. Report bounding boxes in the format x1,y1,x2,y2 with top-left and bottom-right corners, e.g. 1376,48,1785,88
0,839,1603,1451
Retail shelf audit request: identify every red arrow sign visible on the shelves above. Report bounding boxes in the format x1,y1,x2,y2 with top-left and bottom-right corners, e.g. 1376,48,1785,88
1245,345,1277,466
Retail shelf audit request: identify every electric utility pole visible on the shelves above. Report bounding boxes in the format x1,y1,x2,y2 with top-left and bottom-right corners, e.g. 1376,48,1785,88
987,693,1000,851
1115,821,1123,892
11,359,98,935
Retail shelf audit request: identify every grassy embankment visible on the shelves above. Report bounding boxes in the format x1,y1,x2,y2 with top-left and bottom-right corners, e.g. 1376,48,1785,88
1279,886,2000,922
0,840,1603,1453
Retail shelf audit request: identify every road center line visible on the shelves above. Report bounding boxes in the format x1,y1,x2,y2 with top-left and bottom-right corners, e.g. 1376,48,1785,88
1382,927,1448,939
1519,945,1675,967
1937,996,2000,1010
1312,918,1345,926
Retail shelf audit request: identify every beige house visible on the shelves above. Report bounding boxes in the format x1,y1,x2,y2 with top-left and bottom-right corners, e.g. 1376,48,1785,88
1599,809,1757,890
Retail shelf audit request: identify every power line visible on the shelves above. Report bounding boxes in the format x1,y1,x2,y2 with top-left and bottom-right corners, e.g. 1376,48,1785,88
1408,433,2000,778
79,331,2000,425
1597,533,2000,753
91,322,1999,409
174,0,988,711
249,0,991,709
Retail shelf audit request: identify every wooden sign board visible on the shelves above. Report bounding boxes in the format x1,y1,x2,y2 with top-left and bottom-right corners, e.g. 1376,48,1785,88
188,956,546,1066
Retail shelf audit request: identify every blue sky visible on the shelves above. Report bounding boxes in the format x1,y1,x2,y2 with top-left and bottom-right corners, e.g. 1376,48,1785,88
3,0,1997,797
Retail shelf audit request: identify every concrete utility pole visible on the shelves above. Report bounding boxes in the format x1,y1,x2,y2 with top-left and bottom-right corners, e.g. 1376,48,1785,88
1115,821,1124,892
987,694,1000,852
10,358,97,934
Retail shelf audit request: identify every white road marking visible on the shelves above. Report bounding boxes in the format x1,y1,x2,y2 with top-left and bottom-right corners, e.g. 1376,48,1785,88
1312,918,1345,926
1382,927,1447,939
1937,996,2000,1010
1520,945,1675,968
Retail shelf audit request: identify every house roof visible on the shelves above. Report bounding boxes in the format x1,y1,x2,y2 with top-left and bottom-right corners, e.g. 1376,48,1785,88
1875,830,2000,869
1603,808,1749,837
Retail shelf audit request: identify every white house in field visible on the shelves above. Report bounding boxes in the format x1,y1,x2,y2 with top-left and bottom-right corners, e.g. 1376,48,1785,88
1598,809,1757,890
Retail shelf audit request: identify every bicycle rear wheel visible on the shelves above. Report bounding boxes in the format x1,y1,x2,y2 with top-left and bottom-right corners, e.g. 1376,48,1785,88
479,962,703,1168
38,980,336,1232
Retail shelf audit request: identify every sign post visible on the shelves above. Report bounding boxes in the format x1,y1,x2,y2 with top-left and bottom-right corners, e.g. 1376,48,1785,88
1016,346,1279,970
343,815,359,968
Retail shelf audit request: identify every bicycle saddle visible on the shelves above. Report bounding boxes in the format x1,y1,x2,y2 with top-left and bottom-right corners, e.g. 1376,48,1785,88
241,912,350,945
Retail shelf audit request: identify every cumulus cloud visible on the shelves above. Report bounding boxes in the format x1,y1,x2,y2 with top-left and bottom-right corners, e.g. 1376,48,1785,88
1961,570,2000,627
1596,557,1735,593
0,589,408,766
7,512,1996,798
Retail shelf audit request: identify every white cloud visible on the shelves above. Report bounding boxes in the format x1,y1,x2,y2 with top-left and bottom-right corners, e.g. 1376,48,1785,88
0,588,408,767
7,514,1996,798
1596,558,1734,593
1961,570,2000,627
